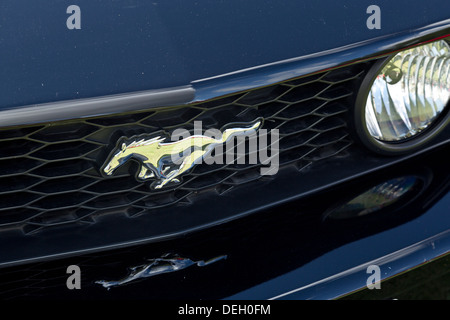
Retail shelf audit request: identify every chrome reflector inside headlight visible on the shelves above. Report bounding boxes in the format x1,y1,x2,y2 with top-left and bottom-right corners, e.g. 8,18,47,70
365,40,449,142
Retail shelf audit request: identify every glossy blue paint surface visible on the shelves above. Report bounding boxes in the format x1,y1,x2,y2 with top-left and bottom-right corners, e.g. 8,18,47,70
227,191,450,300
1,0,449,109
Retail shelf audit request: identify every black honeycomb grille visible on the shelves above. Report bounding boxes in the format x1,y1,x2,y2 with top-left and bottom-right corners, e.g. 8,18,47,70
0,62,373,235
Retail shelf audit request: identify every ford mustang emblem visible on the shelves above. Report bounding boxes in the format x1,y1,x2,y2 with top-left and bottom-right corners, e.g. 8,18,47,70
102,119,262,189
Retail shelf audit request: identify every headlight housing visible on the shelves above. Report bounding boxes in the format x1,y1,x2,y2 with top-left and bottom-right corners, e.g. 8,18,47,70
356,38,450,154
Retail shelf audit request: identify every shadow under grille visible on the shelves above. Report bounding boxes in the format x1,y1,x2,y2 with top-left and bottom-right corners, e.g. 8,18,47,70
0,62,373,235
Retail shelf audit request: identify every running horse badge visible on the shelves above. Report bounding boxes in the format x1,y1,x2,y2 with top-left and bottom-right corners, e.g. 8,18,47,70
102,119,262,190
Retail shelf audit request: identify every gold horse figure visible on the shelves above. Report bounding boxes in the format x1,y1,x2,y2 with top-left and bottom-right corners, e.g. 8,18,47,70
103,119,262,189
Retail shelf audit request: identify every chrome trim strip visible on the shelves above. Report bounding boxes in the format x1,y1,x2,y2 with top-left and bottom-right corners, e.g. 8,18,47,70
269,227,450,300
193,19,450,102
0,86,195,128
0,20,448,130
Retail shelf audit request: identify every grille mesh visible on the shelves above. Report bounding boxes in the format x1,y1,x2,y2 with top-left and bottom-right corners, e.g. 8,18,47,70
0,62,372,235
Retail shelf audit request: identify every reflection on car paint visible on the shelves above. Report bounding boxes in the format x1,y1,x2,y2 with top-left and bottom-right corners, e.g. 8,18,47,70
95,253,227,289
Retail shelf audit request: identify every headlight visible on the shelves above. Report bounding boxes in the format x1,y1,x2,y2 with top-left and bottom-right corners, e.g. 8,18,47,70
356,39,450,154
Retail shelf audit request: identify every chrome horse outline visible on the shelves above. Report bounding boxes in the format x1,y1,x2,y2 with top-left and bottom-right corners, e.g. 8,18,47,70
102,119,262,189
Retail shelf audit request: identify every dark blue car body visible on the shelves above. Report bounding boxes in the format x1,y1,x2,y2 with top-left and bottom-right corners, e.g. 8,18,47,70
0,1,449,300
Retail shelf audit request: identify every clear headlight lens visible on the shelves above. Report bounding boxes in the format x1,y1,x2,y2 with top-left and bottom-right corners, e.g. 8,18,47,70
365,40,450,142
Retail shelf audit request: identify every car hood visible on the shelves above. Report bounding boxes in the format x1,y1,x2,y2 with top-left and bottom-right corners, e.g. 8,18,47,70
0,0,449,110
